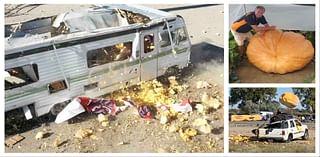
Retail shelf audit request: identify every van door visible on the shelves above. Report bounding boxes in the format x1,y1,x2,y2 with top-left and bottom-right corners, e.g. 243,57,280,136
140,30,158,81
158,23,191,76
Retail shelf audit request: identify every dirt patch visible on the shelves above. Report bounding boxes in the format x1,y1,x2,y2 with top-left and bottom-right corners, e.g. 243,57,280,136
5,60,224,153
229,139,315,153
236,59,315,83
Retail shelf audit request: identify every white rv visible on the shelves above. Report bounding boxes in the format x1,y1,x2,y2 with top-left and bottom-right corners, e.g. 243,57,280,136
5,4,191,119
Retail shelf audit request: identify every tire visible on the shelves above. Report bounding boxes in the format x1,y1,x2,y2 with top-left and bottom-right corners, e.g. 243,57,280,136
158,65,180,84
286,134,293,143
302,130,309,140
165,65,180,77
50,101,69,115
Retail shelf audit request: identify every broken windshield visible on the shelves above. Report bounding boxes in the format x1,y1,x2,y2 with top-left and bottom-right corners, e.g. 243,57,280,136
264,121,289,129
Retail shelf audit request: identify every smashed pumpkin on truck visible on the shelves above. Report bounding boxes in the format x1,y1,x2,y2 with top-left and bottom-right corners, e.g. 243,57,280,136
252,114,308,142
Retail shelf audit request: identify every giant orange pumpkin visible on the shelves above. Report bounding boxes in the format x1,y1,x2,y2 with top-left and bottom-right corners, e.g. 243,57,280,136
279,92,299,108
247,29,314,74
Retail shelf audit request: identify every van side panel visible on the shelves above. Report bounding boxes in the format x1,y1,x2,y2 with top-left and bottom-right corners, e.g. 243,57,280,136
82,33,140,97
157,17,191,76
5,49,73,115
5,16,191,118
5,32,141,117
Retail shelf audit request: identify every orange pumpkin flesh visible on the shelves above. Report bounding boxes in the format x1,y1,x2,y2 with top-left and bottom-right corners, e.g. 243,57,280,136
247,29,314,74
279,92,299,108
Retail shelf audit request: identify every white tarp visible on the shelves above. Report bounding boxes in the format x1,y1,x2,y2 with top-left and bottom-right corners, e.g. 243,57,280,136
229,4,315,31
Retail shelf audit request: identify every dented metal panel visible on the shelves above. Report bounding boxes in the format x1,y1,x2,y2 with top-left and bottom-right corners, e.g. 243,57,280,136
5,4,191,118
5,5,156,49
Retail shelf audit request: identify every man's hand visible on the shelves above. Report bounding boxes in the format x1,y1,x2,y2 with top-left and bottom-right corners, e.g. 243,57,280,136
257,30,266,36
252,25,276,32
267,25,276,30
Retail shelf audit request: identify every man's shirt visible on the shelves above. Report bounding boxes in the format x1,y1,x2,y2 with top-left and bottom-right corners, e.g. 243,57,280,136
231,11,268,33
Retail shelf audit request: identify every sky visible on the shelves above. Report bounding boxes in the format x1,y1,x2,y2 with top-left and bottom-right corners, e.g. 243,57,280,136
229,87,305,110
275,87,304,110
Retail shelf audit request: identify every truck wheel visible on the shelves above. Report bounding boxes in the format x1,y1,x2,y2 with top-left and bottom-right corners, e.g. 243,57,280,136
302,130,309,140
267,139,274,142
286,134,293,143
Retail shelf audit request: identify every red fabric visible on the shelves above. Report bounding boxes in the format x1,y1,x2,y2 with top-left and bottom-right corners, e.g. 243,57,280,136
78,97,91,106
138,105,153,120
77,97,116,115
181,99,191,106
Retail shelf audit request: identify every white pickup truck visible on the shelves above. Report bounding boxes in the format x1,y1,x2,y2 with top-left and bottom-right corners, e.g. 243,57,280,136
252,118,309,142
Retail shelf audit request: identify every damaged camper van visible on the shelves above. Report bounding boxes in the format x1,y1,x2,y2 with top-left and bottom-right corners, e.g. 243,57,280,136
5,4,191,119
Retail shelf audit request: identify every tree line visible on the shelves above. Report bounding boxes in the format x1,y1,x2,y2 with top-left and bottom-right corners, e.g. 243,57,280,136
229,88,315,115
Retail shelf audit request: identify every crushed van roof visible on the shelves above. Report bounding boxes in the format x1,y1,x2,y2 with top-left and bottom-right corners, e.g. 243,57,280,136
5,4,176,53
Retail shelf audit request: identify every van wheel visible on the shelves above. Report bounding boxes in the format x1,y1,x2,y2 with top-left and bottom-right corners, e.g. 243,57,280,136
165,66,180,77
158,66,181,84
302,130,309,140
286,134,293,143
50,101,69,115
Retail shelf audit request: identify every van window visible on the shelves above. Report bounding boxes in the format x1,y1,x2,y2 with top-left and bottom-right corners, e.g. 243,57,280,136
5,64,39,90
48,80,67,93
176,27,187,44
144,34,154,53
87,41,132,68
160,31,174,47
160,27,187,47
